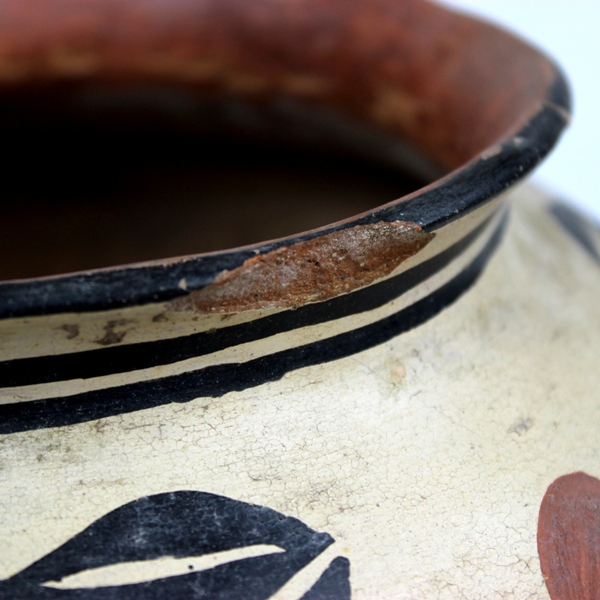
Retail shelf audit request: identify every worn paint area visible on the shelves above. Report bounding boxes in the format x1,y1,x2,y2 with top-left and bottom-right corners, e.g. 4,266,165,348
172,221,433,314
538,472,600,600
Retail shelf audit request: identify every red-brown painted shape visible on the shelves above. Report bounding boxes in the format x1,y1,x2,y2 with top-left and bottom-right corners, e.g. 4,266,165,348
538,472,600,600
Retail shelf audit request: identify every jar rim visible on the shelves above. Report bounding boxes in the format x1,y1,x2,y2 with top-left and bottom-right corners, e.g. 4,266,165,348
0,0,570,319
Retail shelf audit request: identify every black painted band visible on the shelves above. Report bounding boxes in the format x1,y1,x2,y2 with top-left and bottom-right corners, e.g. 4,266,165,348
0,211,507,434
550,200,600,266
0,210,500,389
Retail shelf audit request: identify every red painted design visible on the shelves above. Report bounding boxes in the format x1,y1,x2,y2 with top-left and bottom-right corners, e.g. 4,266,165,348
538,472,600,600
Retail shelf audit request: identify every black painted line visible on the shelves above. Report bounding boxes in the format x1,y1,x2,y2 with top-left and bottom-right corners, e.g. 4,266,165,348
0,211,500,389
550,201,600,266
0,212,507,434
0,70,568,320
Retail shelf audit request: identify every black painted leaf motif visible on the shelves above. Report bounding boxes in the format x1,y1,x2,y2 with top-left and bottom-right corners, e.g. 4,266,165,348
0,491,350,599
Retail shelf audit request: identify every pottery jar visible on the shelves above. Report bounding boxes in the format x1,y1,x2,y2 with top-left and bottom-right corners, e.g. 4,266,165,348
0,0,598,598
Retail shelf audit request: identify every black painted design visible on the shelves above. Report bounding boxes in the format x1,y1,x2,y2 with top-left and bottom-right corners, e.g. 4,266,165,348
0,491,350,599
0,212,507,434
0,68,568,320
550,201,600,265
0,212,496,389
300,558,351,600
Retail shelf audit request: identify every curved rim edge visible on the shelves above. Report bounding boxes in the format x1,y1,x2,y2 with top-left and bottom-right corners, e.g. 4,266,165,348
0,66,570,320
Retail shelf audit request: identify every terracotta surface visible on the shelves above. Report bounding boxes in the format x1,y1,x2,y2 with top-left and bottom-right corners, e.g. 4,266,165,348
171,221,433,313
0,0,557,170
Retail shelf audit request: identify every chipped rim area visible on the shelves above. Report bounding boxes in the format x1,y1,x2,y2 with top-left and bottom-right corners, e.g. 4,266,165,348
170,221,433,314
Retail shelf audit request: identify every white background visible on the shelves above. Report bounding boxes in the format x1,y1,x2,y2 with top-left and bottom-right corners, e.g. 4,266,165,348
443,0,600,222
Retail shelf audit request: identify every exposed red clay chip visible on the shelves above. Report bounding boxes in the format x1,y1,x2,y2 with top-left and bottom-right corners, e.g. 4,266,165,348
538,471,600,600
171,221,433,314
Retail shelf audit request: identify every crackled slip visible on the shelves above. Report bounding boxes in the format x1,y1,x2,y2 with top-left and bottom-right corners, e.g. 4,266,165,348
1,0,599,599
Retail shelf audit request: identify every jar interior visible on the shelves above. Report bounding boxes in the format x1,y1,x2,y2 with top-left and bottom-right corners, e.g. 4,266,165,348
0,0,556,282
0,94,427,281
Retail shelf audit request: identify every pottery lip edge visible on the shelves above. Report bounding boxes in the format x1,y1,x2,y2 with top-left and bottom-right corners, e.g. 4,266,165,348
0,34,571,320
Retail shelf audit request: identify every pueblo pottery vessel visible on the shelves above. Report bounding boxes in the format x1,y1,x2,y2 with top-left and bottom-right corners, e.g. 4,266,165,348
0,0,599,598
